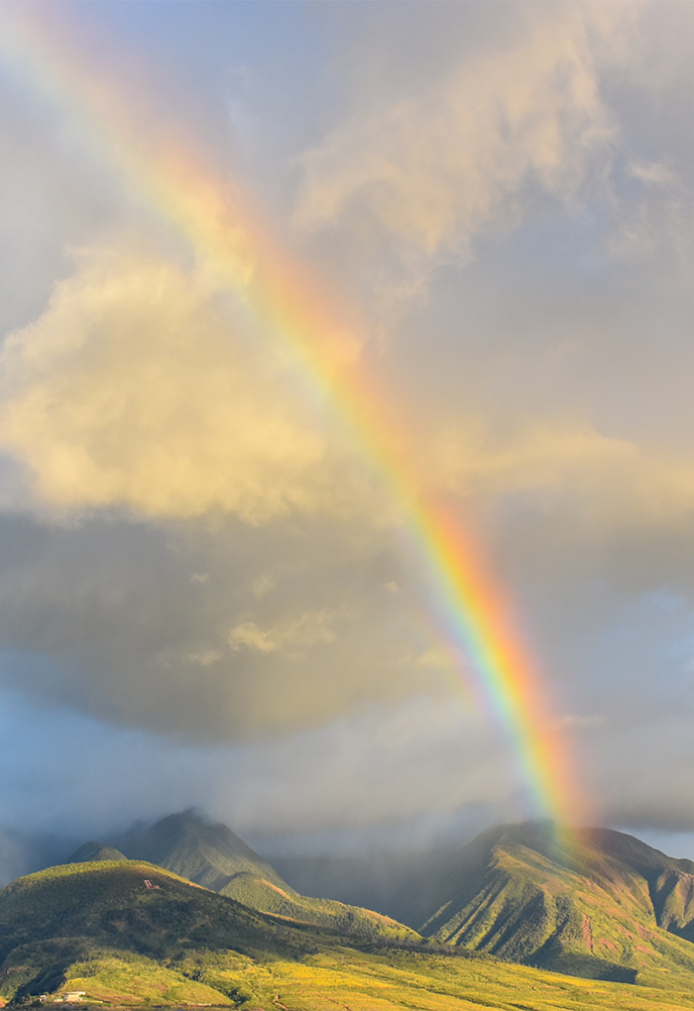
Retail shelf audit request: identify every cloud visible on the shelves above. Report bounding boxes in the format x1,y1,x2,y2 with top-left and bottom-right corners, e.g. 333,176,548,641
186,649,223,667
0,509,442,743
0,245,446,746
0,245,370,525
228,609,339,654
252,574,275,599
583,709,694,832
553,713,607,732
628,160,679,187
293,4,621,269
5,0,694,846
0,686,514,845
430,418,694,531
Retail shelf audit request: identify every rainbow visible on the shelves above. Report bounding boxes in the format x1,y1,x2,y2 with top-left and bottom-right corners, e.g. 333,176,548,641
0,7,585,826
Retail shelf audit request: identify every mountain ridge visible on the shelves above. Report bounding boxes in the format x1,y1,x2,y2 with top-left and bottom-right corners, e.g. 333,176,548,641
67,842,127,864
119,808,288,892
112,809,418,942
410,821,694,987
1,858,692,1010
11,810,694,993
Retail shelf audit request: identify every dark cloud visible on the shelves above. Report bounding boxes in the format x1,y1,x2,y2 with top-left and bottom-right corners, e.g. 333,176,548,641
0,510,450,741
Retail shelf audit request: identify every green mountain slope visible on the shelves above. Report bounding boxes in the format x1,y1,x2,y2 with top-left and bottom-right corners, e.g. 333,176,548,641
122,810,287,891
217,869,415,940
66,842,126,864
0,859,417,1007
122,810,415,940
415,821,694,987
587,827,694,942
1,859,693,1010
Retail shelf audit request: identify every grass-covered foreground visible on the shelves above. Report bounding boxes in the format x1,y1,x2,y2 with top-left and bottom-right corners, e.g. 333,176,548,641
2,860,694,1010
11,943,694,1011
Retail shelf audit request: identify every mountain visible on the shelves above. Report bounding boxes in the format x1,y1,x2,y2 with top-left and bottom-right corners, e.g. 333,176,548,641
116,809,417,941
583,826,694,942
0,859,690,1011
411,821,694,987
276,821,694,988
66,842,126,864
120,809,286,891
116,811,694,987
0,858,391,1007
129,812,694,988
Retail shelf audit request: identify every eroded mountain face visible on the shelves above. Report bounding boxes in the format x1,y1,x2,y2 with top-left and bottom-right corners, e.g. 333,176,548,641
412,823,694,986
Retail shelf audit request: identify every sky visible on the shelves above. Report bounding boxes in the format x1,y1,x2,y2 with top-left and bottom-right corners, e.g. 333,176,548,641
1,0,694,875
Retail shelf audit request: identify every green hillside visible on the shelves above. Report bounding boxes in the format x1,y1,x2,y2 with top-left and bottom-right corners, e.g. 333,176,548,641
218,870,416,940
123,810,417,940
415,822,694,987
1,859,693,1010
122,811,287,891
0,859,416,1007
66,843,127,864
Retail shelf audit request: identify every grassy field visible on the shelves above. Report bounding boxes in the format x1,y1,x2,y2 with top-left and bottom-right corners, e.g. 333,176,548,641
55,945,694,1010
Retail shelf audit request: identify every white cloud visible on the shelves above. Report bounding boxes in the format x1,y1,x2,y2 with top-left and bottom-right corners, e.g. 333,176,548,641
252,574,275,599
228,609,339,654
628,159,679,187
430,418,694,531
0,246,370,525
293,4,621,269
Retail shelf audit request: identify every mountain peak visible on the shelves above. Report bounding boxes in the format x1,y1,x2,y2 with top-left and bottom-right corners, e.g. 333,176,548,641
122,809,290,892
415,820,694,986
66,841,127,864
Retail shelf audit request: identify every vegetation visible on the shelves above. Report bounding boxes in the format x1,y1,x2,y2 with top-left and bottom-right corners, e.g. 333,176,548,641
219,871,417,942
117,810,420,941
120,811,288,892
413,822,694,989
5,817,694,1008
1,859,694,1010
66,844,126,865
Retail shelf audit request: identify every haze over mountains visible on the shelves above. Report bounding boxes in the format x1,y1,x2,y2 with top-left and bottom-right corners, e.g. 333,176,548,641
56,810,694,988
3,858,684,1011
3,809,694,1007
114,811,287,893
